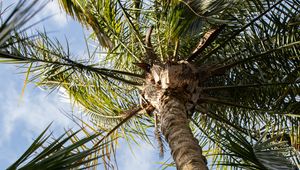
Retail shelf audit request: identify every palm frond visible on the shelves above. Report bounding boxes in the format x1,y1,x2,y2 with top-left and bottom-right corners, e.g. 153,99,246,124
0,31,143,85
7,124,111,170
219,129,298,170
0,1,45,45
191,115,300,169
189,2,300,151
58,0,237,64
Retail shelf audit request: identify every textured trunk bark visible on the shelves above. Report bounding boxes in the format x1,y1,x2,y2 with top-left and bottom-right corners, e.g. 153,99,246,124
160,95,208,170
143,62,208,169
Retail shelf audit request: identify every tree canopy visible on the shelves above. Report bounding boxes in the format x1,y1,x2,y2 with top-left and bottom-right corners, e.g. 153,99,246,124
0,0,299,169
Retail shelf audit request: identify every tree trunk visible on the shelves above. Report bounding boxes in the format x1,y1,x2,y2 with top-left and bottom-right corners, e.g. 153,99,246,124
160,95,208,170
143,62,208,169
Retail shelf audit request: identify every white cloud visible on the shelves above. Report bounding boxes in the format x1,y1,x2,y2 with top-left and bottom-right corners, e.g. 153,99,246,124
1,0,68,28
41,1,68,28
0,65,74,142
0,81,73,145
0,66,76,168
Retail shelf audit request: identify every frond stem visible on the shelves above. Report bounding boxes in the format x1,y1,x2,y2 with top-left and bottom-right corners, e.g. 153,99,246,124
0,51,143,85
198,97,272,112
202,82,298,91
94,106,143,146
187,25,226,62
211,41,300,75
200,0,284,62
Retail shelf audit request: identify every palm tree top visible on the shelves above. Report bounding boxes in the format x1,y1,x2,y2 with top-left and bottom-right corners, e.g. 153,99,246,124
1,0,299,169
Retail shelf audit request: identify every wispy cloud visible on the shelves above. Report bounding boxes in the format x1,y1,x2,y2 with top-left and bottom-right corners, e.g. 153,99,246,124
0,66,74,167
0,80,70,143
0,80,73,145
1,0,68,28
41,1,68,28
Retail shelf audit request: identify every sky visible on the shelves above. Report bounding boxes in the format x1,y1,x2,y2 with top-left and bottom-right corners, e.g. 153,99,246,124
0,1,174,169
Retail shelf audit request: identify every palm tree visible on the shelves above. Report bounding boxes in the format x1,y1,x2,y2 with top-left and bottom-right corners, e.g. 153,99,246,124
1,0,300,169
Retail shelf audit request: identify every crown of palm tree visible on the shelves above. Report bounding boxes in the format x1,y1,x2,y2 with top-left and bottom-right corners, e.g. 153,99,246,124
1,0,299,169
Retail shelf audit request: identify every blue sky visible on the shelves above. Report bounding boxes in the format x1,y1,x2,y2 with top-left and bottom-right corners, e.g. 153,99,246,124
0,1,174,169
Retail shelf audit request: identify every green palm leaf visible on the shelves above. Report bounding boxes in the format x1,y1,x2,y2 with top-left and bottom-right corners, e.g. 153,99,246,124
7,124,110,170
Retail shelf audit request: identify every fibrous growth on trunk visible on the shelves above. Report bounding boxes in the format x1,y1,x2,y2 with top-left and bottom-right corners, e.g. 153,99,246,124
142,61,211,169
